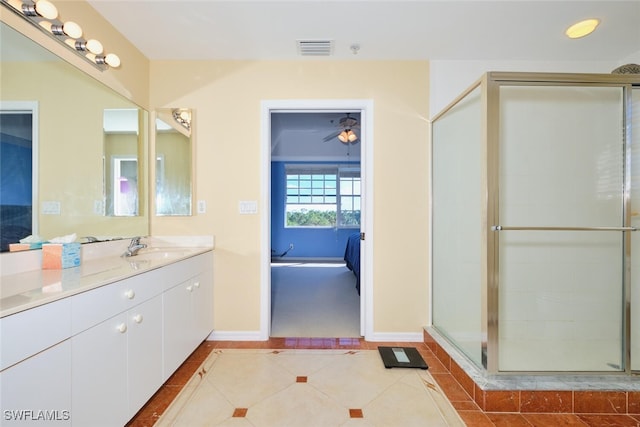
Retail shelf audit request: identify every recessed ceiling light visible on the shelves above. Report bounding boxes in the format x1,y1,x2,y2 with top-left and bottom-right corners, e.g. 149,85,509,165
565,19,600,39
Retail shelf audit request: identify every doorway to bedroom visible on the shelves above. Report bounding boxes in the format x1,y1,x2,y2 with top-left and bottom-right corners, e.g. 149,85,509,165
262,100,372,339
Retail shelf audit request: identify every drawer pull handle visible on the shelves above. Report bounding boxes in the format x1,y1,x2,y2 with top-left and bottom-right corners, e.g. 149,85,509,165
133,314,143,324
117,323,127,333
124,289,135,299
194,281,200,288
186,285,194,292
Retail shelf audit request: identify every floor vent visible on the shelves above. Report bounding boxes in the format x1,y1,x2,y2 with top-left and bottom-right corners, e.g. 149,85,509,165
297,40,333,56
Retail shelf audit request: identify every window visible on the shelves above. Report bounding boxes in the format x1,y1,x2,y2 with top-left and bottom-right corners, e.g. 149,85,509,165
338,167,361,227
285,165,360,228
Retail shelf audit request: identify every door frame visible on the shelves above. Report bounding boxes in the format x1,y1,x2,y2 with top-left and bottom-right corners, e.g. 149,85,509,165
260,99,374,340
0,101,39,236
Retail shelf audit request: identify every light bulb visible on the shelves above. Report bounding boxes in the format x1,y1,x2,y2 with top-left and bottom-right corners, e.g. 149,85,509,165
34,0,58,20
52,21,83,39
105,53,121,68
63,21,83,39
565,19,600,39
347,130,358,142
338,131,348,143
85,39,103,55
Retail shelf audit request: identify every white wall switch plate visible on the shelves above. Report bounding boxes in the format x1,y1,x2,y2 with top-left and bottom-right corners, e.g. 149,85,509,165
197,200,206,214
239,200,258,214
42,201,61,215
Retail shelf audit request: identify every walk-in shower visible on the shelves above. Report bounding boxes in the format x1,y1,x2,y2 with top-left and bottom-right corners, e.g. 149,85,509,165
431,72,639,374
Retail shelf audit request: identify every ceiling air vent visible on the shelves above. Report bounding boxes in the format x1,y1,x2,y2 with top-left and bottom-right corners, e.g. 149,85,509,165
297,40,333,56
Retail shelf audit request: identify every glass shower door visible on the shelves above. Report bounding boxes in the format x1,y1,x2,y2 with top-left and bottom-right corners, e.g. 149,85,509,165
632,87,639,372
432,86,485,368
496,85,627,372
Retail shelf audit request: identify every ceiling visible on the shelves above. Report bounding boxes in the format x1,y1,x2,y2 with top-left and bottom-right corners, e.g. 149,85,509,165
86,0,640,62
271,112,362,160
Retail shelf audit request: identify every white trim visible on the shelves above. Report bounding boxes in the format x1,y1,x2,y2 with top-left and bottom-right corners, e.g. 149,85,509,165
428,119,434,328
358,332,424,343
261,99,374,341
207,330,424,343
0,101,39,236
271,155,361,162
207,330,263,341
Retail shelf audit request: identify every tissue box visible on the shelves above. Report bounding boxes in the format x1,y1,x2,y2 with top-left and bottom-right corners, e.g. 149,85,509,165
42,243,81,269
9,242,44,252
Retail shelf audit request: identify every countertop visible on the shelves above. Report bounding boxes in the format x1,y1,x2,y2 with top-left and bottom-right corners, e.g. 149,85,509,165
0,237,214,318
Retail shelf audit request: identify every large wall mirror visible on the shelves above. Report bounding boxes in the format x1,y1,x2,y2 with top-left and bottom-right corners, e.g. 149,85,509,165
155,109,193,216
0,21,149,251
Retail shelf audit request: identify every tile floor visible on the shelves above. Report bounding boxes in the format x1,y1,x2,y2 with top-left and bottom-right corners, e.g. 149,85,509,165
127,338,640,427
154,348,463,426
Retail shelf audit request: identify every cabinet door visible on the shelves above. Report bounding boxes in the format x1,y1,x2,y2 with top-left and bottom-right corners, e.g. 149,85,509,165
0,341,72,426
71,314,128,427
127,295,163,415
192,268,214,343
162,279,194,379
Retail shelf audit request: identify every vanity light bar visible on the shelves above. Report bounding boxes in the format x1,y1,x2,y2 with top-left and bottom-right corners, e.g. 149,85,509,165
1,0,121,71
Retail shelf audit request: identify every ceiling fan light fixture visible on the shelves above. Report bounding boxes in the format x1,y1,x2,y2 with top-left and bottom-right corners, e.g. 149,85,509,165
338,130,349,143
347,130,358,142
565,18,600,39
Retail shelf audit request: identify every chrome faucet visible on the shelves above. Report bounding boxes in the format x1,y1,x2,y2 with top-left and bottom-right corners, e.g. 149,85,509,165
122,236,147,257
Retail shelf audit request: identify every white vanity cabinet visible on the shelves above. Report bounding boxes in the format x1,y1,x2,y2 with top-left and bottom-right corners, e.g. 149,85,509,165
127,295,164,414
71,295,163,427
0,341,72,426
71,265,175,426
0,298,72,426
71,312,128,426
0,249,213,427
162,253,214,379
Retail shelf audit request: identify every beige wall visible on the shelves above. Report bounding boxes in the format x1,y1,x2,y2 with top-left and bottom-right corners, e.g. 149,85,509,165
149,61,431,335
2,1,432,336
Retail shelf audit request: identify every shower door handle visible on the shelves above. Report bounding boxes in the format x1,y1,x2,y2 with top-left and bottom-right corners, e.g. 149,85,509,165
491,226,637,232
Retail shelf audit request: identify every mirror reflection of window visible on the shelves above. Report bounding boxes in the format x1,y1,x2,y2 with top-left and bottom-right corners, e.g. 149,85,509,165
103,109,140,216
155,110,193,216
0,104,37,251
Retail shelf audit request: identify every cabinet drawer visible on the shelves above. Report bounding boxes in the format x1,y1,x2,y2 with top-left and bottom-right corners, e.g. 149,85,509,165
123,268,165,304
0,298,71,371
160,254,210,292
71,280,129,335
71,269,166,335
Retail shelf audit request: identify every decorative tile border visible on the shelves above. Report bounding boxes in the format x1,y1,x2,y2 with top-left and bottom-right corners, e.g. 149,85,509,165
424,328,640,415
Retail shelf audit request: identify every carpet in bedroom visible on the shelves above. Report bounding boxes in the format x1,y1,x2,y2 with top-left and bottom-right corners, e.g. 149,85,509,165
270,263,361,338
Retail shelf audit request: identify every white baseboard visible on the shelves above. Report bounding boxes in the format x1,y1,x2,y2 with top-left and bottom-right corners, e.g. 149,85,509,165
207,330,265,341
271,257,344,263
366,332,424,342
208,330,424,343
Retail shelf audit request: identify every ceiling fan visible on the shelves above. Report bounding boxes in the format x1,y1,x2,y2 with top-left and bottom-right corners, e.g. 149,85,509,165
322,113,360,144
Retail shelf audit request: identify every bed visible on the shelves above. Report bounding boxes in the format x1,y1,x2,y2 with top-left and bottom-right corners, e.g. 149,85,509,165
344,232,361,294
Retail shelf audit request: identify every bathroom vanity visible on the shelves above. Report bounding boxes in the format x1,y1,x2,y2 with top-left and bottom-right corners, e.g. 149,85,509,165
0,238,214,426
